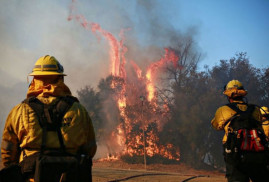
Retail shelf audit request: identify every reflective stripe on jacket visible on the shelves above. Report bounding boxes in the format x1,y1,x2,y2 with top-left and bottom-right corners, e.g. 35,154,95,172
262,119,269,138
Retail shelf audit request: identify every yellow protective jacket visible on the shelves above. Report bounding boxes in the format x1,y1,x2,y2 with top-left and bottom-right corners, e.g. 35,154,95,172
1,78,97,167
211,101,262,144
262,118,269,138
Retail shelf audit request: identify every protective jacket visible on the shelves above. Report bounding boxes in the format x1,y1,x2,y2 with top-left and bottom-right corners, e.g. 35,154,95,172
1,78,97,167
211,101,262,144
262,118,269,138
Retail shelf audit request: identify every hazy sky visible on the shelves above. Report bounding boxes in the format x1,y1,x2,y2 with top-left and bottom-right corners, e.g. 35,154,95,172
0,0,268,104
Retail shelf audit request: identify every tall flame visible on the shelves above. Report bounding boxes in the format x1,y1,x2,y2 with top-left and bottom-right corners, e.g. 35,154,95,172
146,48,179,101
68,1,181,162
130,61,142,79
68,3,128,77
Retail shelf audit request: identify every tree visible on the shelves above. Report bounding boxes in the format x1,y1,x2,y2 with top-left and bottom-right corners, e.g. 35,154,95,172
260,67,269,105
77,52,268,170
161,52,268,169
77,86,101,132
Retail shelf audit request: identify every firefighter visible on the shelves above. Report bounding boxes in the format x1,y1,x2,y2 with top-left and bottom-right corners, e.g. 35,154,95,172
260,106,269,138
211,80,269,182
1,55,97,182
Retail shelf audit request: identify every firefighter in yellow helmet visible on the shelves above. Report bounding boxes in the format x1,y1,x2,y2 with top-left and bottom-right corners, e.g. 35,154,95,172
260,106,269,138
211,80,269,182
1,55,97,182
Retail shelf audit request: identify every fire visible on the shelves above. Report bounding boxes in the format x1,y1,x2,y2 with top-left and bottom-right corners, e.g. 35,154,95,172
68,1,181,163
131,61,142,79
146,48,179,102
118,98,126,108
68,2,127,77
145,71,155,102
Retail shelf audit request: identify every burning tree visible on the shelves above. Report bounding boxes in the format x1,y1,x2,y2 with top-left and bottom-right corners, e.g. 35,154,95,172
69,0,183,163
94,57,181,163
73,3,269,168
79,72,181,163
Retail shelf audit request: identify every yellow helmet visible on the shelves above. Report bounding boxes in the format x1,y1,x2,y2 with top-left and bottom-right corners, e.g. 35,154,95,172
29,55,66,76
223,80,247,98
260,106,269,115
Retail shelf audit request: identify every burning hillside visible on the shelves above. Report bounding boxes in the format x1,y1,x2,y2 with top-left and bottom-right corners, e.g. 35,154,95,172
68,0,182,163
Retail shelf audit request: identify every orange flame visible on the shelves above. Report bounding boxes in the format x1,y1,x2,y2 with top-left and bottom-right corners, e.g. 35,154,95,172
130,61,142,79
69,8,129,77
146,48,179,102
68,1,181,162
146,70,155,102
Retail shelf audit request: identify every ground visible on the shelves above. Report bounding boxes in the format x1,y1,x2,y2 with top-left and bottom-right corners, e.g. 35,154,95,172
0,158,226,182
92,160,226,182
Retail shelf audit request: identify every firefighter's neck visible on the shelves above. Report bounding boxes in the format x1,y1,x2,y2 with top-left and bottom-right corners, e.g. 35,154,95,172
262,116,268,121
229,98,244,103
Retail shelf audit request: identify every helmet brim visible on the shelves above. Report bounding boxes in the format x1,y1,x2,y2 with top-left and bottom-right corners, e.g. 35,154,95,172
29,71,67,76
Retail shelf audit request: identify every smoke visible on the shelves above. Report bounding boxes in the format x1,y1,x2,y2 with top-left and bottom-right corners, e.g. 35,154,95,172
0,0,200,157
0,0,199,93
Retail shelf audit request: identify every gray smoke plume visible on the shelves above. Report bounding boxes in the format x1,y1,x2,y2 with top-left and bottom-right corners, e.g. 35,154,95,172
0,0,200,157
